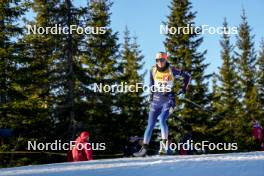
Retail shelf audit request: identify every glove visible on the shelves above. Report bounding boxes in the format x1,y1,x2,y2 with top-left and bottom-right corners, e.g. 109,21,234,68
169,106,176,115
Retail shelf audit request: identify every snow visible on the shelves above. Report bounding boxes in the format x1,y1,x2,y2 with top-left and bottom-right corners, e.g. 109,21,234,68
1,152,264,176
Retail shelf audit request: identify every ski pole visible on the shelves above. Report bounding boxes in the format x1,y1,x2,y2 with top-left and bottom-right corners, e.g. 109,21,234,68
169,107,191,126
183,98,223,119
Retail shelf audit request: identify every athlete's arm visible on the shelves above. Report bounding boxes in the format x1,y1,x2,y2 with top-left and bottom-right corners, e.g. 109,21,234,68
149,69,154,87
171,67,191,92
149,69,154,101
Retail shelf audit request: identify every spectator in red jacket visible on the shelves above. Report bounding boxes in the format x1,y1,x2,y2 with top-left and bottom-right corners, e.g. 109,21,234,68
71,131,93,161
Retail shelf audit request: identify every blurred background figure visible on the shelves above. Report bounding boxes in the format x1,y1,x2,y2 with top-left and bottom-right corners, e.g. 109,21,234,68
68,131,93,162
179,126,193,155
252,119,263,150
123,136,142,157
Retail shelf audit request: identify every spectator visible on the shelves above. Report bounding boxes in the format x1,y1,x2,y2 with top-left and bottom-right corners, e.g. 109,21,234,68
124,136,142,157
72,131,93,161
252,119,263,143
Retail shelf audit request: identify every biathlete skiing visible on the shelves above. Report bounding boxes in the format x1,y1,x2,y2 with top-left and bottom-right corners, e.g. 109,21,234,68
133,51,191,157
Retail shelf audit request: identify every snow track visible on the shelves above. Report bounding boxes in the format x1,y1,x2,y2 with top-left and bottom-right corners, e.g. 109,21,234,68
1,152,264,176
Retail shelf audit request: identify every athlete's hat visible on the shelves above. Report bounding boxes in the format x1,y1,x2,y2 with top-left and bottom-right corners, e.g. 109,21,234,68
156,52,168,60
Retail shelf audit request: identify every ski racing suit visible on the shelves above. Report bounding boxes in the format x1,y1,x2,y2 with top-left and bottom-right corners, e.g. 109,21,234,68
143,64,191,144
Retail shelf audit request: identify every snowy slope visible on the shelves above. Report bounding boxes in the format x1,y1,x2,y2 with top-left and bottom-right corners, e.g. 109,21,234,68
1,152,264,176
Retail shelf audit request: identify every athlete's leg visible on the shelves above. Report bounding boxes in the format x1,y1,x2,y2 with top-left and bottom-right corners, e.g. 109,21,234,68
143,102,162,144
159,102,170,140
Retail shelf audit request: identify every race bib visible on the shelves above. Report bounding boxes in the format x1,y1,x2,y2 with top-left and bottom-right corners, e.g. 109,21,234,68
153,69,173,92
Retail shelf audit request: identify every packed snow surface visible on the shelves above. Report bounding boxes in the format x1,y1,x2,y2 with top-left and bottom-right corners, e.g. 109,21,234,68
1,152,264,176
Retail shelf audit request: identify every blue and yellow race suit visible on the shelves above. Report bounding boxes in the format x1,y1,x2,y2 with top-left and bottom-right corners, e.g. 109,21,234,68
143,64,191,144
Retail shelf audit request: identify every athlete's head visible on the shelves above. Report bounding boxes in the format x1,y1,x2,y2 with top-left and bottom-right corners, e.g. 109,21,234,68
155,52,168,68
79,131,90,142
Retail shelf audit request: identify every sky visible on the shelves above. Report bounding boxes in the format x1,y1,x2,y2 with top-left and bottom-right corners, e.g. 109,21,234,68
27,0,264,85
87,0,263,85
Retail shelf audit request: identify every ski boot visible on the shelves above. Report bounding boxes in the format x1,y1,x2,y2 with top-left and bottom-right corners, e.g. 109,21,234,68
133,144,148,157
159,139,168,155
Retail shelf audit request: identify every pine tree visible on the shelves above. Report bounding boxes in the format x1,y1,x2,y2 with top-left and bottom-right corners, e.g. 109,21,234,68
205,73,222,144
81,0,122,153
22,0,89,141
0,0,34,139
235,9,260,150
256,39,264,124
19,0,61,140
164,0,211,142
117,26,147,143
210,73,220,118
56,0,84,139
211,18,242,145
